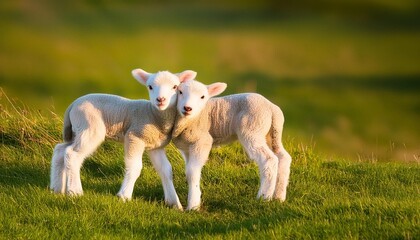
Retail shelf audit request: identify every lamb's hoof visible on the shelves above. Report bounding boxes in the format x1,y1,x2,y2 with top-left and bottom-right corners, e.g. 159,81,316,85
274,196,286,202
186,205,200,211
169,204,183,211
256,193,273,201
66,190,83,197
50,189,65,195
173,203,184,211
116,193,131,202
165,200,183,211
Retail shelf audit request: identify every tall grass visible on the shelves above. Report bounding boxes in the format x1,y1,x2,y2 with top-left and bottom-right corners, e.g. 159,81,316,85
1,88,419,239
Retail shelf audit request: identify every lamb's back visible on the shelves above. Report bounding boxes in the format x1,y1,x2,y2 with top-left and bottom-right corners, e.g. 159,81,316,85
70,94,151,140
208,93,275,144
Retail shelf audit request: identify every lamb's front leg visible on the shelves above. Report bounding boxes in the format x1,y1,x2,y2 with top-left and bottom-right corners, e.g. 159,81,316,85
148,148,183,210
117,134,145,201
185,143,212,211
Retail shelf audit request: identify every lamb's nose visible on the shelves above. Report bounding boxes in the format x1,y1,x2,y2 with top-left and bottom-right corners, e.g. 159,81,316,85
156,97,166,103
184,106,192,112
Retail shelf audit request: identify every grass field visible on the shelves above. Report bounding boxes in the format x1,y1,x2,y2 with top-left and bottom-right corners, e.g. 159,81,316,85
1,1,420,239
1,95,419,239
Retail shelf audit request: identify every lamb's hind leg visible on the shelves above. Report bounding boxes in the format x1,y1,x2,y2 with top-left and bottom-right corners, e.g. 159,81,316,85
50,143,71,194
149,148,182,210
65,130,104,196
273,145,292,201
240,137,279,200
117,134,145,201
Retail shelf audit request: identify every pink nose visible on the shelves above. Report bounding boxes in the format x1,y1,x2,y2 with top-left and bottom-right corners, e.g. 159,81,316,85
156,97,166,103
184,106,192,112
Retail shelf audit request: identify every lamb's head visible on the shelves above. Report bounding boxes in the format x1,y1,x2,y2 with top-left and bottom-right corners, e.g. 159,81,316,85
177,80,227,118
132,69,196,110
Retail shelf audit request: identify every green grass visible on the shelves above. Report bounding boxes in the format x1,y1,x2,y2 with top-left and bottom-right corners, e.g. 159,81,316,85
1,2,420,237
1,85,419,239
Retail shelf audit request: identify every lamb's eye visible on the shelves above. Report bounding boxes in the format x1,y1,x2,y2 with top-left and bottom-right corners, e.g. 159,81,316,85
179,90,183,95
148,85,153,90
173,85,177,90
201,95,205,99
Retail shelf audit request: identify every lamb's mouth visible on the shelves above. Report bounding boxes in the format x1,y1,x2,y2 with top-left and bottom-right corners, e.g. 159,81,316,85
182,111,191,116
156,102,167,109
157,102,164,106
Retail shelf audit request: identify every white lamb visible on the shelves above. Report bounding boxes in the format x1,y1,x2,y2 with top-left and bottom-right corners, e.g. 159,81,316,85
172,79,292,210
50,69,196,209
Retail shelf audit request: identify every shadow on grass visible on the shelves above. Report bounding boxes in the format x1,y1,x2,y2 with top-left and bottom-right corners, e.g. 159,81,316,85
0,131,23,148
132,201,303,238
0,162,49,188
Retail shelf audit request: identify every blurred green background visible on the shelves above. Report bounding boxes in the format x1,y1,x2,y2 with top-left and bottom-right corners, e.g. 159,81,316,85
1,0,419,161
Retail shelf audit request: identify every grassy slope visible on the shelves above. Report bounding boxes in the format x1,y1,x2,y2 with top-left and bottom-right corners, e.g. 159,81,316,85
1,92,419,239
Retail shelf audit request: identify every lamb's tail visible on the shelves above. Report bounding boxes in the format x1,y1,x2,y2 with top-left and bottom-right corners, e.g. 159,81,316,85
270,105,286,153
62,103,74,143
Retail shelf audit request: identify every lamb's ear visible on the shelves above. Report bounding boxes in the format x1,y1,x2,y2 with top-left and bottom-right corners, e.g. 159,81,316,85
177,70,197,83
207,82,227,97
132,68,150,85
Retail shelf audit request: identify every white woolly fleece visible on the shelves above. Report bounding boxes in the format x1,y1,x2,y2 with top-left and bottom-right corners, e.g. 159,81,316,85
50,69,196,210
172,79,292,210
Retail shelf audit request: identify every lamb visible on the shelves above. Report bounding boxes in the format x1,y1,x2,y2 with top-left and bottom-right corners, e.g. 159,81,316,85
172,79,292,210
50,69,196,210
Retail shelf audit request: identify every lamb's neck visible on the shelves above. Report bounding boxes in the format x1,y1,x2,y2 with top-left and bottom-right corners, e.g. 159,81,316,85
172,106,211,138
149,103,177,134
172,113,198,138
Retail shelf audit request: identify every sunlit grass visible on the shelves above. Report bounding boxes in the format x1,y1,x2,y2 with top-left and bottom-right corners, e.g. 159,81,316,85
0,97,419,239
